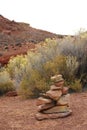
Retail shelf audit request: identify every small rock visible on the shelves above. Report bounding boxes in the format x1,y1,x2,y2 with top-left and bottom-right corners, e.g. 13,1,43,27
43,105,69,114
56,94,70,106
36,97,52,106
46,90,62,100
50,85,62,90
5,91,17,97
35,110,72,121
62,87,69,95
37,102,55,112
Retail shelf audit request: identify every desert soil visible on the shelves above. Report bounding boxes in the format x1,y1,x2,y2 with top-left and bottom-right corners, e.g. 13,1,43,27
0,92,87,130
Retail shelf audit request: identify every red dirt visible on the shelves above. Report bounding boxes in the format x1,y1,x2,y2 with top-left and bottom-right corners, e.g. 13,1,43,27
0,92,87,130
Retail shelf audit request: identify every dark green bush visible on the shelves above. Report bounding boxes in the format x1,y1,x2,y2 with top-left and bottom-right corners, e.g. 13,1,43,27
70,79,82,92
0,82,15,96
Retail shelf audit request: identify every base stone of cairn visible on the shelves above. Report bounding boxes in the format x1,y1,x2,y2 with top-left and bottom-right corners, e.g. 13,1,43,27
35,74,72,121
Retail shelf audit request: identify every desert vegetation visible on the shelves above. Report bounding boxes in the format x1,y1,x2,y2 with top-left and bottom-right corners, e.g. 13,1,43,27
0,70,15,95
0,31,87,98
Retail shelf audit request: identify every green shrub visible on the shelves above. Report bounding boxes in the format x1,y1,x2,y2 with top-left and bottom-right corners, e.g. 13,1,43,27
18,80,33,99
64,56,79,83
7,55,27,87
0,71,15,95
42,55,66,80
19,70,49,98
80,73,87,87
58,35,87,79
44,55,78,84
0,82,14,95
5,35,87,98
70,79,82,92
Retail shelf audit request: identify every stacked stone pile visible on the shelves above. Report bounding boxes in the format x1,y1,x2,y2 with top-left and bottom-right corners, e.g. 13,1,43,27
35,74,72,121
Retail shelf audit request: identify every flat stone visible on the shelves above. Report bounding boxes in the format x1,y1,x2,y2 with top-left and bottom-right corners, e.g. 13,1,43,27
5,91,17,97
50,85,62,90
62,87,69,95
35,113,50,121
39,93,52,99
43,105,69,114
54,81,64,87
35,110,72,121
56,94,70,106
46,90,62,100
37,102,55,112
36,97,52,106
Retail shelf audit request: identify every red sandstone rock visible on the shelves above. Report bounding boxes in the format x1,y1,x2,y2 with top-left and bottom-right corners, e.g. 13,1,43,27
0,15,63,66
56,95,69,106
36,97,52,106
37,102,55,112
35,110,72,121
5,91,17,97
50,85,62,90
43,105,69,114
46,90,62,100
62,87,69,95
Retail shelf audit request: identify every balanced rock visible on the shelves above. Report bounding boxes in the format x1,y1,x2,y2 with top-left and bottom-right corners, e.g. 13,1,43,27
62,87,69,95
37,102,55,112
35,74,72,120
35,110,72,121
43,105,70,114
50,74,63,83
56,94,70,106
5,91,17,97
46,90,62,100
36,97,52,106
50,85,62,90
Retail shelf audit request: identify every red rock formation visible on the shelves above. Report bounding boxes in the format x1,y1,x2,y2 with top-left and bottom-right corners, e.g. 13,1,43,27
0,15,65,65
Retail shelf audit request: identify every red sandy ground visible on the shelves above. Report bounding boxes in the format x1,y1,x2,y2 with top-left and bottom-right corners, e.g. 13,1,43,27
0,92,87,130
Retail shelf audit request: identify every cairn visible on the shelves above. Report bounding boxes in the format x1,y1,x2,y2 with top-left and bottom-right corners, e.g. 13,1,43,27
35,74,72,121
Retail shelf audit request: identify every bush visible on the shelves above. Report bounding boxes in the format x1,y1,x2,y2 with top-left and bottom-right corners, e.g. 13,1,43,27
80,73,87,87
19,70,49,98
42,55,66,80
69,79,82,92
64,56,79,83
43,55,78,84
6,35,87,98
7,55,27,87
0,82,14,95
0,71,15,95
58,36,87,78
